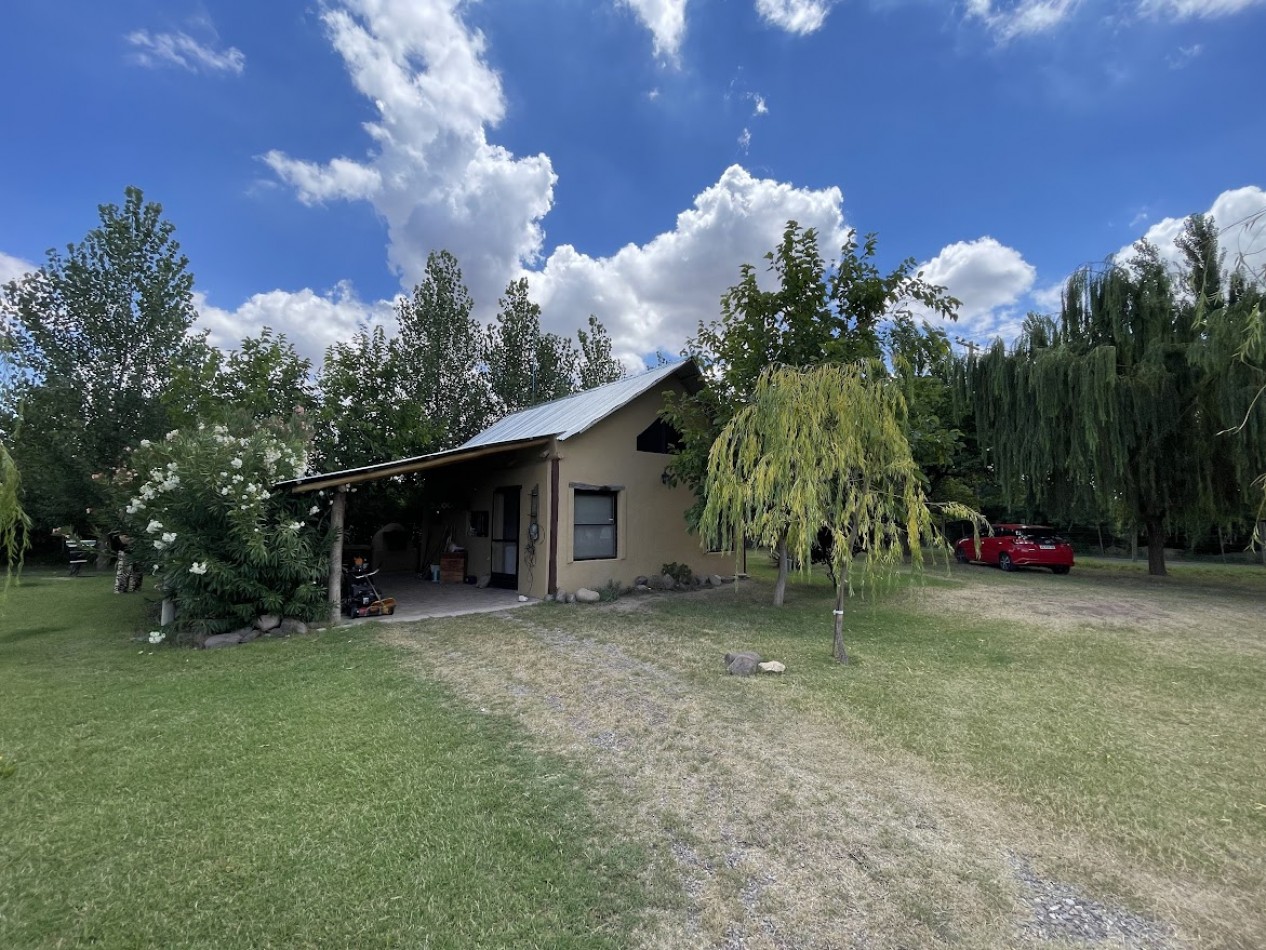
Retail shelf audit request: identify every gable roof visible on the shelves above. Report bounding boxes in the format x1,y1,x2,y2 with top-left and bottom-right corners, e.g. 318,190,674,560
277,359,701,494
462,359,701,449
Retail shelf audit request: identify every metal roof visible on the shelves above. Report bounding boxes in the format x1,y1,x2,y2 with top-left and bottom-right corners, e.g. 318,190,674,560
461,359,700,449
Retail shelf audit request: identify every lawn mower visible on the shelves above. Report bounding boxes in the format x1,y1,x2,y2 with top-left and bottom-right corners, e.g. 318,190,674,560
341,557,396,618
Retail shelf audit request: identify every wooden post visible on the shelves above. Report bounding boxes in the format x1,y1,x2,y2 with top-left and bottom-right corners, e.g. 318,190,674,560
327,487,348,625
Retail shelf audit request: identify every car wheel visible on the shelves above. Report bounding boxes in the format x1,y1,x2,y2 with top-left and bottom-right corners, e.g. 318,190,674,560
955,547,969,564
998,552,1015,572
1051,565,1070,575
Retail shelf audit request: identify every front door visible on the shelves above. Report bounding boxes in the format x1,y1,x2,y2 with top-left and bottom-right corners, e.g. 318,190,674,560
490,487,520,590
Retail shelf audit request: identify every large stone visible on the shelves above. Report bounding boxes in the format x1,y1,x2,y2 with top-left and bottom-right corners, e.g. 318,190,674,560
758,661,786,674
555,588,568,603
724,651,763,676
254,614,282,632
709,574,724,587
565,593,576,604
634,575,649,587
276,618,308,636
576,588,600,603
237,626,262,643
204,632,244,650
659,573,679,590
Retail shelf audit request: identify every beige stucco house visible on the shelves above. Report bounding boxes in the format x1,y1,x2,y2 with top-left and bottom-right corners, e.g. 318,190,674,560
281,360,728,600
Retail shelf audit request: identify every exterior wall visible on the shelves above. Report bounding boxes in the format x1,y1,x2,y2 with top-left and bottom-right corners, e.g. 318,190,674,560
441,453,552,600
554,380,727,593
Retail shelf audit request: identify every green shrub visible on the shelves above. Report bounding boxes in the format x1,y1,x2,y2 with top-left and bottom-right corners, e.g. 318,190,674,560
116,421,329,643
660,561,693,585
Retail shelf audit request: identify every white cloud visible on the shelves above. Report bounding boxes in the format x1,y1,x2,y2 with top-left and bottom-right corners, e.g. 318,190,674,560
1167,43,1204,68
964,0,1082,41
618,0,688,61
527,165,849,369
195,283,397,365
0,251,36,286
747,92,769,116
738,127,752,152
1030,281,1066,313
265,0,556,319
918,237,1037,332
755,0,835,34
1118,185,1266,277
125,29,245,75
1139,0,1266,18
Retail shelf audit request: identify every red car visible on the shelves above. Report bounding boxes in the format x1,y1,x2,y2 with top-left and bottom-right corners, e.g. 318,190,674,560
954,524,1074,574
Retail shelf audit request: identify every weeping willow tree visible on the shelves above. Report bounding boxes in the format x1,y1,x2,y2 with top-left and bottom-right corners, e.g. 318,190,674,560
964,227,1266,576
1,439,31,587
702,363,981,663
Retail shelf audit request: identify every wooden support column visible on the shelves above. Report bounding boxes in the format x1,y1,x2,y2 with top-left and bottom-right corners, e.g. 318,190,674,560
327,486,348,625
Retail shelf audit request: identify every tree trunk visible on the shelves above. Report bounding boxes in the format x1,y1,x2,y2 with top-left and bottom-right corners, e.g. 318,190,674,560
1096,523,1104,556
1144,516,1167,576
327,488,348,624
95,531,110,571
831,574,849,664
1259,521,1266,567
1130,526,1139,562
772,531,789,607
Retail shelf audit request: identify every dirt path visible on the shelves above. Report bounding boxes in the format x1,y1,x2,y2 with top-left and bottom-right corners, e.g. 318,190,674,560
382,589,1193,950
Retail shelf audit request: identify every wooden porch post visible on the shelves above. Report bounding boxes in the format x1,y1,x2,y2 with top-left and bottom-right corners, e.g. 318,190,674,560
327,486,348,625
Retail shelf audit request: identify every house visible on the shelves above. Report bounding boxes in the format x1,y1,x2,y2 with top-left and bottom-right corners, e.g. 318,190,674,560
279,360,728,602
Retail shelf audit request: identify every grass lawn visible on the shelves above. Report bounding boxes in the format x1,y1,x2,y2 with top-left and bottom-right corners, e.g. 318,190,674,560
0,572,650,949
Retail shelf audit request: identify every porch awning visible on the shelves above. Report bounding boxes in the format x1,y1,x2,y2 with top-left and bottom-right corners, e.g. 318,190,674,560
275,436,553,494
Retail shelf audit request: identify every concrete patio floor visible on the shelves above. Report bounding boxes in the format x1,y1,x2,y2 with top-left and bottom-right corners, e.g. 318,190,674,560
344,572,538,623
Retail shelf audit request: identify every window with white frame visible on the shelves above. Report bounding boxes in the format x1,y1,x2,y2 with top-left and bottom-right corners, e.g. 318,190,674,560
574,489,617,560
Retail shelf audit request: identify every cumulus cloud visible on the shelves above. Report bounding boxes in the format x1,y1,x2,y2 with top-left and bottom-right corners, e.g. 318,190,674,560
618,0,688,60
265,0,556,313
755,0,836,33
0,251,36,286
918,237,1037,336
527,165,849,369
1117,185,1266,277
125,28,245,75
964,0,1082,41
195,283,397,365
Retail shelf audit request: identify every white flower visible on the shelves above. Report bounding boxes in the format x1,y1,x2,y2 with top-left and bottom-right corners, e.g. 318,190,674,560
148,630,165,644
189,561,208,575
213,424,227,435
153,539,166,551
165,430,179,441
146,520,163,534
287,521,303,532
139,439,152,448
161,532,177,544
232,474,242,483
230,458,243,469
166,462,178,472
309,505,320,516
125,503,138,515
220,486,230,496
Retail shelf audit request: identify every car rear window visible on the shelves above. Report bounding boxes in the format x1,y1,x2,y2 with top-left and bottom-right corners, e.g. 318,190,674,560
1017,529,1058,541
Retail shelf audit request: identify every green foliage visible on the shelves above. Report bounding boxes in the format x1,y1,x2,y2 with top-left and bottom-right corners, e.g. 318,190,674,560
963,227,1266,575
598,578,623,602
0,438,31,585
0,186,199,535
703,363,982,660
659,561,693,585
485,277,576,413
577,315,626,389
115,422,329,642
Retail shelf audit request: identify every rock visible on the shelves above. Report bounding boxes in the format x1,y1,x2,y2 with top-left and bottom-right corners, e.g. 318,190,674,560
692,574,705,588
254,614,281,632
555,588,568,603
725,651,763,676
476,574,492,589
758,661,786,674
237,626,262,643
543,593,555,602
576,587,600,603
635,584,652,592
634,575,649,587
661,572,679,590
204,632,243,649
565,593,576,604
276,618,308,636
709,574,723,587
720,575,735,583
517,594,529,603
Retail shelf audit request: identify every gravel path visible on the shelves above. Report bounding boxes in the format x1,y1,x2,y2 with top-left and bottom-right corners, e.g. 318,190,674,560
384,599,1185,949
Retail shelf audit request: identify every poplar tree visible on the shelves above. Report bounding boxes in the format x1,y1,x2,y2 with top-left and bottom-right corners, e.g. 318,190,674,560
964,224,1265,575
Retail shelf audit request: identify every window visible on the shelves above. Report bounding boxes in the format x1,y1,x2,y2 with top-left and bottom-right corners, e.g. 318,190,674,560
574,490,617,560
636,418,682,454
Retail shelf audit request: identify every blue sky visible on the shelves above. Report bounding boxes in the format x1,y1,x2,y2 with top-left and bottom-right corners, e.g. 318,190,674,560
2,0,1264,368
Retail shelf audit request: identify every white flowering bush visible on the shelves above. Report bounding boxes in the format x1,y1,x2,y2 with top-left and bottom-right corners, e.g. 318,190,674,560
118,422,328,643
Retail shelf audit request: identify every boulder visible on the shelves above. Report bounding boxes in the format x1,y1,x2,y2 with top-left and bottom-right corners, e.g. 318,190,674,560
565,593,576,604
254,614,282,632
709,574,724,587
656,573,678,590
576,588,600,603
517,595,529,603
758,661,786,674
555,588,568,603
204,632,244,650
634,575,649,587
237,626,262,643
724,651,763,676
276,618,308,636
